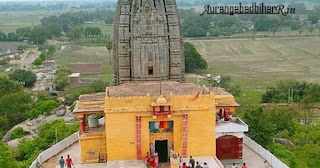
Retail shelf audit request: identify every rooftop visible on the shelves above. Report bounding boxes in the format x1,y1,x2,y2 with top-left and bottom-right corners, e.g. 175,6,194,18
107,81,231,97
69,73,81,78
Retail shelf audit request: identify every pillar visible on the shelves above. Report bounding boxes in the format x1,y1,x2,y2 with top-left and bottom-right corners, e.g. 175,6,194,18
182,113,188,157
136,115,142,159
80,115,86,134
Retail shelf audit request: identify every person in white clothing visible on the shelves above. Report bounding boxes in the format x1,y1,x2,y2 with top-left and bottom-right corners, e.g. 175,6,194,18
232,163,237,168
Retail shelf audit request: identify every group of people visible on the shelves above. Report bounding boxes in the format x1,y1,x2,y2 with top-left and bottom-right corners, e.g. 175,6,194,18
232,162,248,168
145,151,159,168
182,156,209,168
59,155,74,168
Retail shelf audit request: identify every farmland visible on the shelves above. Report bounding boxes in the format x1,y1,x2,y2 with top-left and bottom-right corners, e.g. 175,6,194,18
189,37,320,91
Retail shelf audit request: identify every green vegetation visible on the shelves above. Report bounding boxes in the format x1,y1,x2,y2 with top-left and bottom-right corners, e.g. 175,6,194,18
237,106,320,168
55,67,72,91
261,80,320,106
0,79,32,135
28,100,60,119
180,4,320,38
184,42,207,73
52,45,111,66
234,79,320,168
9,69,37,87
64,79,109,105
10,127,26,140
15,120,79,167
212,76,241,97
33,45,56,66
0,142,18,168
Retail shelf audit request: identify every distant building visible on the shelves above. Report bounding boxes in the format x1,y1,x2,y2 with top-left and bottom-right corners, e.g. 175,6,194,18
69,73,92,87
43,60,56,70
68,62,102,75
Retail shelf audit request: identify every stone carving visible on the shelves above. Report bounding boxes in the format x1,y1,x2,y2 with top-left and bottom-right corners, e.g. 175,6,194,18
113,0,185,85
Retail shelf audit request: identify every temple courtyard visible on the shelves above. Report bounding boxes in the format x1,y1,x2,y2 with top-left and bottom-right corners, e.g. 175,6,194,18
43,142,271,168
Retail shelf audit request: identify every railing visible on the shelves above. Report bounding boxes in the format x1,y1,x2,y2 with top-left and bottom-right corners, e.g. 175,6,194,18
29,132,79,168
244,135,289,168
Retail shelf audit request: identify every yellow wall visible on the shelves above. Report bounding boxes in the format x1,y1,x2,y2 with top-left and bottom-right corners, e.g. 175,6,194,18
105,112,137,160
79,135,105,163
104,93,216,160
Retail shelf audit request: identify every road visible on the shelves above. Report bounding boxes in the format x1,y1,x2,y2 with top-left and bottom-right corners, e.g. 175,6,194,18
20,50,40,69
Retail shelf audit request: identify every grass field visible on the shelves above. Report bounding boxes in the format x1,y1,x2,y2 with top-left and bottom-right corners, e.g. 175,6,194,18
0,10,73,33
84,22,113,36
189,37,320,91
52,44,112,66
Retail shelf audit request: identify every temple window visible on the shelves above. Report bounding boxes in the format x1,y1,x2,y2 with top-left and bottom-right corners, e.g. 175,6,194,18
149,121,173,133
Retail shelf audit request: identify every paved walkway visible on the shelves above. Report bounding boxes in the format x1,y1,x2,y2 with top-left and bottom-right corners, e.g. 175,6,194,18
222,145,271,168
43,142,107,168
44,142,272,168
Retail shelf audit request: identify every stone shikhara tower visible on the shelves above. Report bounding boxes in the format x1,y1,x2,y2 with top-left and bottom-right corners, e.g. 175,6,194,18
113,0,185,85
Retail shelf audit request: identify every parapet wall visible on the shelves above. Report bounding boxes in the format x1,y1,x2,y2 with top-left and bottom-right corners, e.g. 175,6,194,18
244,135,289,168
29,132,79,168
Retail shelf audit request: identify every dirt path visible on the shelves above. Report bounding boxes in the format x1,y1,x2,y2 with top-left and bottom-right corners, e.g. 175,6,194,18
20,49,40,69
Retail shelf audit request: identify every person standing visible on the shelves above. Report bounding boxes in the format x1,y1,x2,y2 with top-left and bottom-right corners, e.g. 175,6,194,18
195,161,202,168
182,163,188,168
66,155,74,168
149,156,155,168
232,163,237,168
203,162,209,168
154,151,159,168
189,156,195,168
145,152,150,166
59,156,65,168
241,163,247,168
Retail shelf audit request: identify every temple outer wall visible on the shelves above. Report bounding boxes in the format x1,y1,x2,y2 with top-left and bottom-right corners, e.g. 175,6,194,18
104,93,216,161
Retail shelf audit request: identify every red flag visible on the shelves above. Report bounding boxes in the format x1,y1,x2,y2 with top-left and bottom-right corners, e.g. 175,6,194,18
192,91,200,101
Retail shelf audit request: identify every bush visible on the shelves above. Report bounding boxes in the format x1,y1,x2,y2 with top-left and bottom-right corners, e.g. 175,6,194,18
10,127,26,140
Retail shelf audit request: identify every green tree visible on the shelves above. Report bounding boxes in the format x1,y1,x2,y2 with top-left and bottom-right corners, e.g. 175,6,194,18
33,57,43,66
44,24,62,39
9,69,37,87
17,45,27,54
0,77,22,98
0,91,32,128
55,68,72,91
307,10,319,24
67,26,84,40
184,42,207,73
106,35,113,65
211,76,241,97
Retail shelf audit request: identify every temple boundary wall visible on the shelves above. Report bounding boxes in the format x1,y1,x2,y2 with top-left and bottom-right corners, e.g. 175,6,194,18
29,132,79,168
244,135,289,168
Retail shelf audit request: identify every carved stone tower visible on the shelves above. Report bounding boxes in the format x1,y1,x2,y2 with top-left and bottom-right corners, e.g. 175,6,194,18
113,0,185,85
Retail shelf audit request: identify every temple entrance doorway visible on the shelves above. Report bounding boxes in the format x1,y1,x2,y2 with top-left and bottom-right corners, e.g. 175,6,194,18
155,140,168,163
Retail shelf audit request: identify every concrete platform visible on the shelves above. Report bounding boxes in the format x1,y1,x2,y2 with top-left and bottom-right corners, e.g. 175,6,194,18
106,160,147,168
43,142,107,168
180,156,224,168
43,142,272,168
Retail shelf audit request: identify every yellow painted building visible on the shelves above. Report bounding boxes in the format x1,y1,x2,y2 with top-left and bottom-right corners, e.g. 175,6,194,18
74,82,239,165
